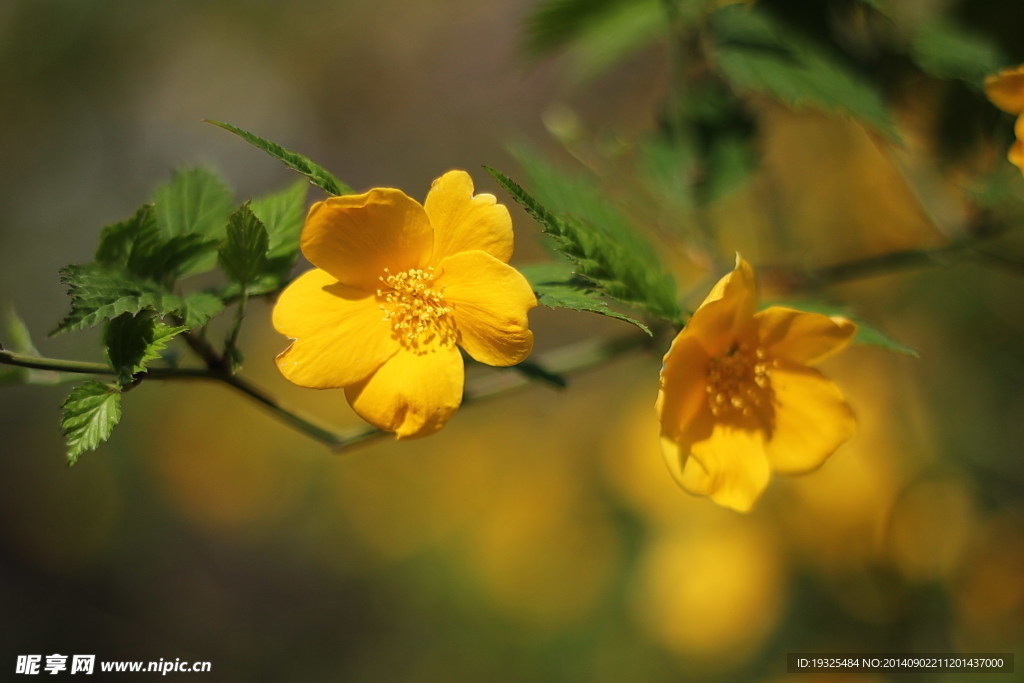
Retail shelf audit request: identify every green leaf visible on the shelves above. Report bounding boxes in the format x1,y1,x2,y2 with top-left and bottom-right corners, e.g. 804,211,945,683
104,313,186,385
54,265,224,334
852,320,919,357
133,233,220,285
55,264,184,333
765,301,919,358
61,380,122,465
520,263,652,335
488,158,681,322
710,4,899,141
526,0,663,83
206,120,353,196
153,167,234,238
536,282,653,335
152,167,233,275
180,292,226,328
95,204,218,285
525,0,634,54
0,306,61,385
250,179,309,262
95,204,158,267
909,22,1004,87
219,203,270,286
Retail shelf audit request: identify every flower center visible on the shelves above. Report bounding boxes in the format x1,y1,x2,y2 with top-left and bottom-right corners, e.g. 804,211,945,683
377,266,456,351
705,343,775,418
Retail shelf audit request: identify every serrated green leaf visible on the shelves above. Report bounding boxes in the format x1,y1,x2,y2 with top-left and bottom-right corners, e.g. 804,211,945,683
180,292,226,328
104,313,186,385
250,179,309,261
61,380,122,465
95,203,219,286
54,265,224,334
54,264,187,334
134,233,220,286
219,203,270,286
488,157,680,323
206,120,353,196
152,167,233,275
711,4,899,141
536,282,653,335
153,167,234,238
213,271,290,302
520,263,652,335
95,204,158,267
910,22,1003,87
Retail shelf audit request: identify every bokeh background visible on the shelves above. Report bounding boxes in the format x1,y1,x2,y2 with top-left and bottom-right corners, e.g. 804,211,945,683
1,0,1023,681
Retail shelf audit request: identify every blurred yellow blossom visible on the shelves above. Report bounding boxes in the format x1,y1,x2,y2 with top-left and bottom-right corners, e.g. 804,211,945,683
632,518,784,665
984,65,1024,172
657,256,856,511
273,170,537,438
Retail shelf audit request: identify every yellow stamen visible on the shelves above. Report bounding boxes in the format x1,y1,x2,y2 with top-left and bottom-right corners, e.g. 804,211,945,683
705,343,775,418
377,266,456,351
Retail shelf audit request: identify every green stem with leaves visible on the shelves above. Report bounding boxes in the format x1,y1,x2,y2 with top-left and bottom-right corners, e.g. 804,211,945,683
0,331,656,453
0,346,350,449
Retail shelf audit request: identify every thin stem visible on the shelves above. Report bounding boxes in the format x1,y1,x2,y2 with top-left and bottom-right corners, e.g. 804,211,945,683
0,330,655,453
216,373,356,449
181,329,226,371
0,349,113,375
760,223,1010,291
0,347,348,449
223,290,248,369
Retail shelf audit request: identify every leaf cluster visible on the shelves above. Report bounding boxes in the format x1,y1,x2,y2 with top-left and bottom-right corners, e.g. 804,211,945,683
526,0,1014,184
486,165,679,333
52,162,313,463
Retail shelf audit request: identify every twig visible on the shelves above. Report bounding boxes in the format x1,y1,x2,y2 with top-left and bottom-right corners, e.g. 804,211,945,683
0,347,348,449
760,222,1014,291
0,331,654,453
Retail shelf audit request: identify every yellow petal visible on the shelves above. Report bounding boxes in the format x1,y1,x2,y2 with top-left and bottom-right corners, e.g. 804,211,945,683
755,307,856,365
1009,115,1024,173
344,345,464,439
436,251,536,367
301,189,433,290
657,334,711,443
686,255,758,354
273,269,398,388
985,65,1024,114
424,170,514,263
662,416,771,513
764,363,856,474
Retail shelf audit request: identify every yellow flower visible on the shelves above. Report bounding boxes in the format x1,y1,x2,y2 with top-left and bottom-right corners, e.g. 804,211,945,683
984,65,1024,173
656,256,856,512
273,170,537,438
